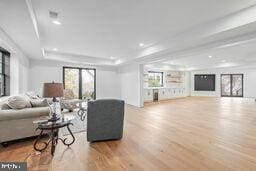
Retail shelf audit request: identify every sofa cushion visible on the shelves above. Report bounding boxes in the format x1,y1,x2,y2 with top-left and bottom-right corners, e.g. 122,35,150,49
30,99,49,107
0,107,51,121
7,96,32,110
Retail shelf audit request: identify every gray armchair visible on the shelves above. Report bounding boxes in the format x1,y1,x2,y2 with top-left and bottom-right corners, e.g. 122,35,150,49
87,99,125,142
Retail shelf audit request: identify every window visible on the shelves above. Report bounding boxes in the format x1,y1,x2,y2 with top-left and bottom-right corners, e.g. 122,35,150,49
148,71,163,87
63,67,96,100
0,48,10,96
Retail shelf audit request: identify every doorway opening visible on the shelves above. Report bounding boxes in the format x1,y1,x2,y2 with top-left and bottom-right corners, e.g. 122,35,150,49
221,74,243,97
63,67,96,100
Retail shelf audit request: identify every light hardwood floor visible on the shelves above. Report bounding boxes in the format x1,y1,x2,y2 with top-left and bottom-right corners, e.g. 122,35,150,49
1,97,256,171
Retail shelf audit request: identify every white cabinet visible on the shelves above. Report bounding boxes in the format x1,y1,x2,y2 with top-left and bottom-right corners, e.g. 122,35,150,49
159,88,168,100
144,89,153,102
144,87,187,102
167,87,187,99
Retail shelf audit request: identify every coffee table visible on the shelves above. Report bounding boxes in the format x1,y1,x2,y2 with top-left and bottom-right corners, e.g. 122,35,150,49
33,114,75,155
77,101,87,121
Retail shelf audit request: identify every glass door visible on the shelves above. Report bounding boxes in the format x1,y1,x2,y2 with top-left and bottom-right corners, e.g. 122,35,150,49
82,69,95,100
221,74,243,97
232,74,243,97
63,68,79,98
63,67,96,99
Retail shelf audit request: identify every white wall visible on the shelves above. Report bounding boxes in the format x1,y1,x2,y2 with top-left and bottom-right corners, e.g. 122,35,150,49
117,63,143,107
191,68,256,98
28,59,120,99
0,28,29,95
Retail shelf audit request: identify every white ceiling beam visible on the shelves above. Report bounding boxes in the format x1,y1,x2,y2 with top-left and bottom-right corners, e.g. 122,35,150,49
44,50,115,66
120,5,256,65
25,0,44,57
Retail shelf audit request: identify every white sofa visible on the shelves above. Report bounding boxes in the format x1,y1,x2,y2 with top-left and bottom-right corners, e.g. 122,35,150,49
0,107,50,144
0,94,51,145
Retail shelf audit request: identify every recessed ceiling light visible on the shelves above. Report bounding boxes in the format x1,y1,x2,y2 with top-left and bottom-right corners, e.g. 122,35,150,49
139,43,144,47
208,55,212,58
52,20,61,25
53,48,58,51
115,59,122,65
221,60,226,63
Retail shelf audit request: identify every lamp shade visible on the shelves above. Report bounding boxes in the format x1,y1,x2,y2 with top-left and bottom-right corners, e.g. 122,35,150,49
43,82,64,98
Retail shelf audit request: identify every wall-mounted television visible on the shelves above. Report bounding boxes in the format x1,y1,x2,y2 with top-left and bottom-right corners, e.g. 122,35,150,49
194,74,215,91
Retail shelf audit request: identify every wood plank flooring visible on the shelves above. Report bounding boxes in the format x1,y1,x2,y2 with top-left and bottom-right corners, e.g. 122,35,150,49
1,97,256,171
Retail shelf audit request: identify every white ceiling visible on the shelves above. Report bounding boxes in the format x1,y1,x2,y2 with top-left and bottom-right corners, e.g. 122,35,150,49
160,38,256,70
0,0,42,58
32,0,256,59
1,0,256,68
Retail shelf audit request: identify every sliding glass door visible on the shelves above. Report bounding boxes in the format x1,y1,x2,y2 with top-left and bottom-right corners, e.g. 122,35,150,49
221,74,243,97
63,67,96,100
82,69,95,99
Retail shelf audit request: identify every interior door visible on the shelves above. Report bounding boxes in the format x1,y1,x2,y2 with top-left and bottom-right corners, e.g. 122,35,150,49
221,74,243,97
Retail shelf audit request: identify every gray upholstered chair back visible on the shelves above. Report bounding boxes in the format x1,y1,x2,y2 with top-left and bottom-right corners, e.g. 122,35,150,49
87,99,125,142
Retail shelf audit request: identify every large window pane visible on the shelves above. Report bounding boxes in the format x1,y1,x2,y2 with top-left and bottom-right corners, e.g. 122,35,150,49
63,67,96,100
221,75,231,96
232,75,243,96
4,55,10,76
148,72,163,87
0,63,2,74
5,76,10,96
0,49,10,96
82,69,95,100
0,75,4,96
64,68,79,99
221,74,243,97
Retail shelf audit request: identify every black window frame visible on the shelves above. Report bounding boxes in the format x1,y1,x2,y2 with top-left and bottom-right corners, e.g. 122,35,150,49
0,47,10,97
221,74,243,97
63,66,96,99
148,71,164,87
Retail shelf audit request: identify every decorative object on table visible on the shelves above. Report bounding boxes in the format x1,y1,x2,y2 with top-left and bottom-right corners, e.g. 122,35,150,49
60,89,85,112
87,99,125,142
33,114,75,155
43,82,64,122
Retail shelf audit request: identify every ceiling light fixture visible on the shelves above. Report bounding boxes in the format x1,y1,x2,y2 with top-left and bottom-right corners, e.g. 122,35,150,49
139,43,144,47
52,20,61,25
221,60,226,63
110,56,115,60
208,55,212,58
53,48,58,51
49,11,61,25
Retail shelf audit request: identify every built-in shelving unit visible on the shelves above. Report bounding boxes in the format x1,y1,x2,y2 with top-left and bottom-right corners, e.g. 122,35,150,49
143,70,188,102
166,71,183,85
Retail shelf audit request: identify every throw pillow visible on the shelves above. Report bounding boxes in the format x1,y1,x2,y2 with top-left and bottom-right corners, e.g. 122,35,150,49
30,99,49,107
1,103,11,110
7,96,32,110
26,92,40,99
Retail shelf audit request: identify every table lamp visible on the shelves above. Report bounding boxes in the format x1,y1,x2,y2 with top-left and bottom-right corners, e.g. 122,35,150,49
43,82,64,122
